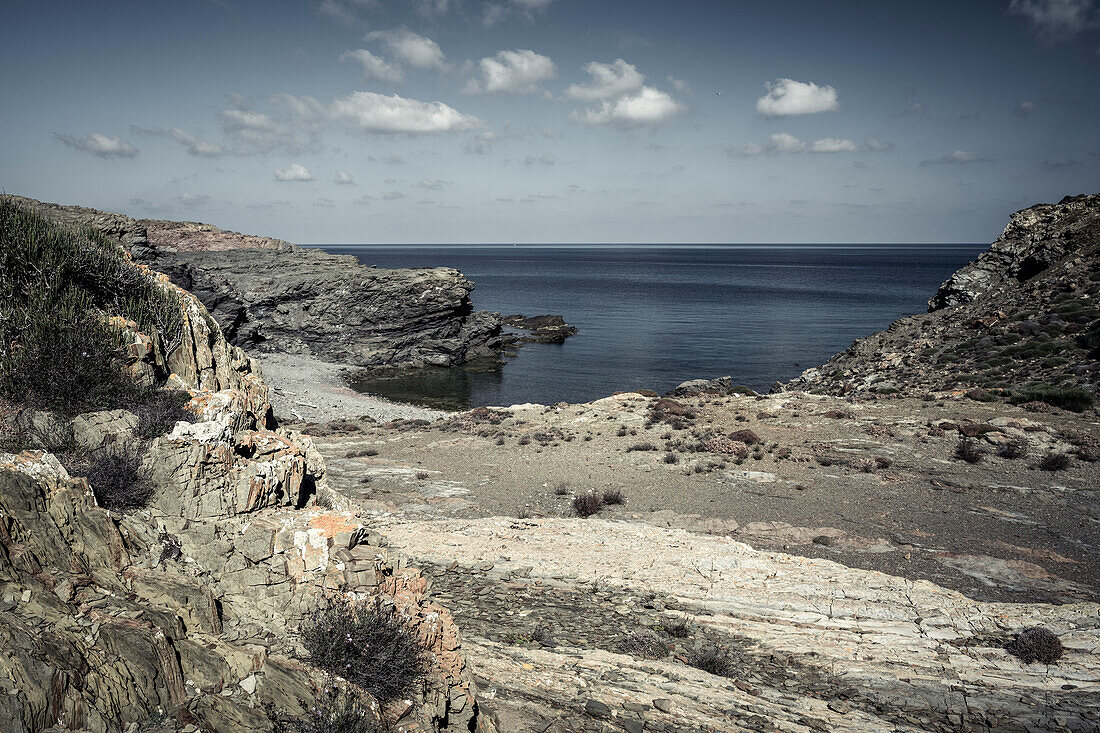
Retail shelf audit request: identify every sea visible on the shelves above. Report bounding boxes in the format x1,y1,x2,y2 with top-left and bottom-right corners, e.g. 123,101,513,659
313,244,986,409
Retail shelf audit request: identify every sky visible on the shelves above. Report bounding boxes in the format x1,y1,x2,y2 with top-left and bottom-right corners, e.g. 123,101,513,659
2,0,1098,244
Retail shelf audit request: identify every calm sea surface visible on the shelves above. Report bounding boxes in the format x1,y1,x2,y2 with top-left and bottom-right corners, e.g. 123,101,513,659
314,244,986,409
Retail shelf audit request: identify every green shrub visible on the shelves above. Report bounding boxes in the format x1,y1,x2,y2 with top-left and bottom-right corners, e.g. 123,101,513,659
0,200,184,415
1008,385,1094,412
1077,321,1100,357
300,598,428,704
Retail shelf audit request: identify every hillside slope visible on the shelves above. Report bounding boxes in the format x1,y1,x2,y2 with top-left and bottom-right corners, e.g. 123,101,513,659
785,194,1100,401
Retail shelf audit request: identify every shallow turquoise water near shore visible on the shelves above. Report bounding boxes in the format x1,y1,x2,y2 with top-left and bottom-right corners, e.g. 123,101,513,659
316,244,986,408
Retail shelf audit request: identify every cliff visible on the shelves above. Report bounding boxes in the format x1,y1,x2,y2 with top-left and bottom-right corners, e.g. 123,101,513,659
784,193,1100,398
2,195,508,370
0,200,485,732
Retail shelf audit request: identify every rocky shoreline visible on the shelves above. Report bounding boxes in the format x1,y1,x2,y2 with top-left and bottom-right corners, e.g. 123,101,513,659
2,193,1098,732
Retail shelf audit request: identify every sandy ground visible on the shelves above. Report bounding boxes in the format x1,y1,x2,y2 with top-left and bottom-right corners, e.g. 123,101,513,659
256,352,447,423
301,390,1100,605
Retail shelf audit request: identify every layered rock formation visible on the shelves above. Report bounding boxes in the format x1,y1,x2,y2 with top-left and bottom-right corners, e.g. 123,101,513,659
2,195,508,370
0,211,484,732
784,193,1100,396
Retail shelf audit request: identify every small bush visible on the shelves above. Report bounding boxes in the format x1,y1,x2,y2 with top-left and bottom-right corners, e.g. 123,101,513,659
554,483,570,495
133,389,192,439
602,488,625,505
573,491,604,517
300,598,428,704
1038,452,1072,471
271,685,383,733
70,448,154,511
414,470,430,480
663,452,679,464
997,436,1029,459
954,439,986,464
617,631,667,659
1005,627,1064,665
660,620,691,638
688,647,736,677
626,442,659,452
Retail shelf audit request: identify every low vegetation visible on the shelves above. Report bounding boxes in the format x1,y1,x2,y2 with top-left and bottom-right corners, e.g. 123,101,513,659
688,647,736,677
0,198,183,415
271,686,382,733
1008,385,1094,413
573,491,604,517
1004,626,1064,665
300,597,428,704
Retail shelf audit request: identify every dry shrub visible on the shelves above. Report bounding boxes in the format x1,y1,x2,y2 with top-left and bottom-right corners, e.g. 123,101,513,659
602,488,625,505
617,631,667,659
1038,452,1072,471
954,439,986,464
573,491,604,517
1005,627,1063,665
300,597,428,704
727,429,760,445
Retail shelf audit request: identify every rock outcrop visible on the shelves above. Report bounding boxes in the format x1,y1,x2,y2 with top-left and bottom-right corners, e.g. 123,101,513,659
784,193,1100,397
0,207,484,732
2,195,509,370
929,193,1100,310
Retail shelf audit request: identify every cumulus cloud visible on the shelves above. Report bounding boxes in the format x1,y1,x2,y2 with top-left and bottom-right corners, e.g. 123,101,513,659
465,49,556,94
341,49,404,83
52,132,139,159
334,170,356,185
131,125,232,157
329,91,483,134
572,86,685,129
565,59,644,100
865,138,895,151
919,150,991,165
1009,0,1098,38
273,164,315,181
1014,100,1039,116
755,78,839,116
365,29,445,70
727,132,805,157
810,138,858,153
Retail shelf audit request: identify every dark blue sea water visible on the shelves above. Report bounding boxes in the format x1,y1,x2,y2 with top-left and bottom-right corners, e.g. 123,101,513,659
315,244,986,409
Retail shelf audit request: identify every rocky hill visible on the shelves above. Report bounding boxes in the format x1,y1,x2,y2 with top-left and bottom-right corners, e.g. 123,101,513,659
1,195,508,370
0,200,488,732
785,194,1100,401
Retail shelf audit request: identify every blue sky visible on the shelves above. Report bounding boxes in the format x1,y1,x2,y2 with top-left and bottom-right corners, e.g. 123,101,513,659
2,0,1098,243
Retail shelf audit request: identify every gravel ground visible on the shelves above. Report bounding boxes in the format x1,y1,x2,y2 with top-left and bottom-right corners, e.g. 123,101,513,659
256,352,448,423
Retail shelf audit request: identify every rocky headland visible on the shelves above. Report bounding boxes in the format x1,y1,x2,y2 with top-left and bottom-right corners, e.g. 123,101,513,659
1,193,1098,733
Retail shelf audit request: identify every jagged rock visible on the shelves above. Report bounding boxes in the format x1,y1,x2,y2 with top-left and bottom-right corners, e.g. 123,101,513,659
667,376,735,396
502,314,578,343
930,193,1100,310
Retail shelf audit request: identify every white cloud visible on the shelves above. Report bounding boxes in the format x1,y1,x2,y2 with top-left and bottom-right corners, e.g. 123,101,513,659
865,138,895,151
365,29,445,70
810,137,858,153
572,86,685,129
340,49,404,83
756,78,839,116
178,192,210,207
565,59,644,100
273,164,315,181
919,150,991,165
416,178,448,190
318,0,379,25
381,191,407,200
466,49,556,94
667,75,692,93
1009,0,1097,38
329,91,483,134
53,132,139,159
727,132,805,157
168,129,228,157
1014,100,1039,117
334,170,356,185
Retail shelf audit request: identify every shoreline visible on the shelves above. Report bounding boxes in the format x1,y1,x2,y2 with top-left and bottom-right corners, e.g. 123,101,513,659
257,352,450,423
